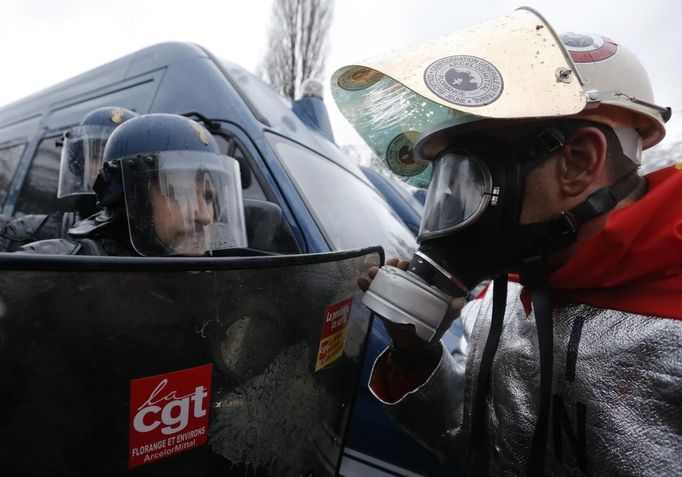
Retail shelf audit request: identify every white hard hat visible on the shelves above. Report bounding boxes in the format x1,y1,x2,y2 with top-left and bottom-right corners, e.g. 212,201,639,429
560,31,669,149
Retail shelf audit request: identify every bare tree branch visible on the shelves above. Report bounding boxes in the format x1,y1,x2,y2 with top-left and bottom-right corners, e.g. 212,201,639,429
259,0,334,99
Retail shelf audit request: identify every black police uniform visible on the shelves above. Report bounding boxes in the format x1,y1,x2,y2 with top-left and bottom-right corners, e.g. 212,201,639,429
15,209,134,256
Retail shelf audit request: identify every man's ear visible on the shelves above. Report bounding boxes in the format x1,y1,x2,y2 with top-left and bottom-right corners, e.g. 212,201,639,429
557,127,608,197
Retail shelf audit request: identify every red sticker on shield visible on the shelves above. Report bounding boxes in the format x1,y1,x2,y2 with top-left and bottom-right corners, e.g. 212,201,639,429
315,298,353,371
129,364,213,468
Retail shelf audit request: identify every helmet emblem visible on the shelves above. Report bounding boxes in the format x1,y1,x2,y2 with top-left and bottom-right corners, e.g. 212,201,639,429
189,120,210,145
110,108,125,124
424,55,503,107
337,66,384,91
386,131,428,176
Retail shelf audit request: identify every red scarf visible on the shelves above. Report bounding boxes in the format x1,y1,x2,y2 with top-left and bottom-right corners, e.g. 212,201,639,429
549,164,682,320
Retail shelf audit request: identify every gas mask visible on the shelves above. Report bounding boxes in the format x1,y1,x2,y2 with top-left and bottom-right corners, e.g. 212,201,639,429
361,122,545,340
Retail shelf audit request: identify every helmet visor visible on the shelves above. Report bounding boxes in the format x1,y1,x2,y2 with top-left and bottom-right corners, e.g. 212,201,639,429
121,152,247,256
58,125,113,198
332,8,586,187
419,152,492,241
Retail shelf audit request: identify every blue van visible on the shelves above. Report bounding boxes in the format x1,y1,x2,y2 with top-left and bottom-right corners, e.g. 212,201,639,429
360,166,424,236
0,42,461,476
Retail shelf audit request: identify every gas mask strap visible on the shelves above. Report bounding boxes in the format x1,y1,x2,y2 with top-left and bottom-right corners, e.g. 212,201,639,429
523,258,554,476
568,168,641,223
516,168,642,256
468,274,508,467
522,169,639,474
518,127,566,167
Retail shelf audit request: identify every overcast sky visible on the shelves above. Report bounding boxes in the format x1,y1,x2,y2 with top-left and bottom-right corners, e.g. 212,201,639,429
2,0,681,149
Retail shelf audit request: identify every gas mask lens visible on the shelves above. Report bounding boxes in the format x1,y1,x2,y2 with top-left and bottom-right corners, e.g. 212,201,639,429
419,151,493,240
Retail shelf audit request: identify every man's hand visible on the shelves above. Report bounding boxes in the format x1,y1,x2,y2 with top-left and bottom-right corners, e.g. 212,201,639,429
358,258,466,358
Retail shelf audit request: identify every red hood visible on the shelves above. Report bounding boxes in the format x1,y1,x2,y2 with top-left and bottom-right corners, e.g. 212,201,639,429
549,164,682,320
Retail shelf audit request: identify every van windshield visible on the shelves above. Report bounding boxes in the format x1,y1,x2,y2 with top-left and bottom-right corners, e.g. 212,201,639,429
267,133,417,259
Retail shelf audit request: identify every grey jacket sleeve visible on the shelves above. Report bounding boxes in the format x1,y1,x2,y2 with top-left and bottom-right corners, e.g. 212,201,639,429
368,296,485,462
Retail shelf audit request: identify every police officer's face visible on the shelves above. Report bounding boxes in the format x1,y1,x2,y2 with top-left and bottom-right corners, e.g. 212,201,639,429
149,175,215,256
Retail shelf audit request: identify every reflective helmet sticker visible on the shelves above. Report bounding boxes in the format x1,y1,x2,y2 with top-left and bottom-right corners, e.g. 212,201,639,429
386,131,428,176
337,66,384,91
424,55,503,107
561,32,618,63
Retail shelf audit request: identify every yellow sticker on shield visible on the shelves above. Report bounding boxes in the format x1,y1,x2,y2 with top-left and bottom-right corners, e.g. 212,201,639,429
315,298,353,372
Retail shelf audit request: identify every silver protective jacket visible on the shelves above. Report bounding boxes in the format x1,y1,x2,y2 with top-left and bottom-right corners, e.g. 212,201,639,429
370,282,682,476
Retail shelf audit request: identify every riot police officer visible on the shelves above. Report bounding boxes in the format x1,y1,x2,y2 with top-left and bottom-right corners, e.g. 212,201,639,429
19,113,247,256
58,106,140,198
0,106,138,251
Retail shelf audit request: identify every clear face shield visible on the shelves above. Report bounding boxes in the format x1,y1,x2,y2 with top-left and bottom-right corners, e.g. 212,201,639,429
58,125,114,198
121,152,247,257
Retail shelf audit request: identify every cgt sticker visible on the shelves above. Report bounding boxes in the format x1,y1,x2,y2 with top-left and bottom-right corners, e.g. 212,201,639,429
129,364,213,468
315,298,353,371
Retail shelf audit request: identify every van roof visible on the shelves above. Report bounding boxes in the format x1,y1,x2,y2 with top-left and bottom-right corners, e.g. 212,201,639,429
0,42,207,125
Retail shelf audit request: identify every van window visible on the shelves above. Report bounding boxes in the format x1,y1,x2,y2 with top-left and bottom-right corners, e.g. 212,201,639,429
14,135,76,215
0,143,26,206
267,133,416,259
213,134,267,201
44,72,162,131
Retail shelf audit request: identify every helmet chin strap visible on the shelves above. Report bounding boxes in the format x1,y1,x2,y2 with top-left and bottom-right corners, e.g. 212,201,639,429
469,166,642,475
93,160,124,208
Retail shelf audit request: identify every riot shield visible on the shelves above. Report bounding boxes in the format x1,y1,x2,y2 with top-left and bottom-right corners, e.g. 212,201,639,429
0,247,382,476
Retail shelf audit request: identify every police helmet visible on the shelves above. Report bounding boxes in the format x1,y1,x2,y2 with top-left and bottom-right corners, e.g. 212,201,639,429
95,113,247,256
58,107,138,198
